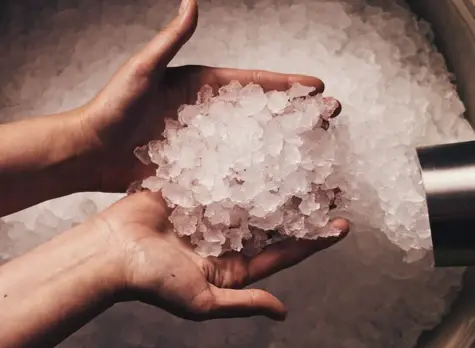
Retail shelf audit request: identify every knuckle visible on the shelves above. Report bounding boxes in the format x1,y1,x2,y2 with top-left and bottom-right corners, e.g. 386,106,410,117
252,70,263,84
248,289,257,307
165,25,183,43
127,57,149,77
187,288,215,321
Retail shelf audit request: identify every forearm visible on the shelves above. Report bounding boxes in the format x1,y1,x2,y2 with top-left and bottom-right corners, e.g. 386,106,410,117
0,220,122,348
0,107,100,216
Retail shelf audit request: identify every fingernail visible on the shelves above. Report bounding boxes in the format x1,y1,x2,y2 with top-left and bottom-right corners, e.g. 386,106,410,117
322,97,341,119
329,218,350,236
179,0,189,14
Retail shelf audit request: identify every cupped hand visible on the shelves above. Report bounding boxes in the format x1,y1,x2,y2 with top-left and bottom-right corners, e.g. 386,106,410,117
96,191,349,321
80,0,340,192
80,0,347,320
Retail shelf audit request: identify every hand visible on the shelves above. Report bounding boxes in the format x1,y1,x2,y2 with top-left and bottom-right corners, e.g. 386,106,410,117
96,191,349,321
80,0,341,192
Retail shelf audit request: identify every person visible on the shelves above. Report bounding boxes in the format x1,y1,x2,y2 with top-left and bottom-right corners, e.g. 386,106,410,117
0,0,350,347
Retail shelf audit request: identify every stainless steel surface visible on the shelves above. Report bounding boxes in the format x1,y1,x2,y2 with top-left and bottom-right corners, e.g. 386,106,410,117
407,1,475,347
416,268,475,348
417,141,475,267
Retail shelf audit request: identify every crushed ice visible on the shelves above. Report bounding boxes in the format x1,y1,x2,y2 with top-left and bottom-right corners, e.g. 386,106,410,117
139,82,342,256
138,79,431,258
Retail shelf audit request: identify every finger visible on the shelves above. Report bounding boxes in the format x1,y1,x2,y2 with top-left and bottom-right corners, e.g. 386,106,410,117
208,286,287,321
210,67,325,94
132,0,198,74
247,218,349,284
323,97,342,118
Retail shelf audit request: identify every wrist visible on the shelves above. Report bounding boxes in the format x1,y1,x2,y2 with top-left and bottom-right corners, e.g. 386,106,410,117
78,100,157,193
61,218,128,302
70,105,105,192
0,107,104,216
0,219,125,347
77,102,135,193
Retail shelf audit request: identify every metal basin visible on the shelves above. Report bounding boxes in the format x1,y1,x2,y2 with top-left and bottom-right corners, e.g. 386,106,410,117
407,1,475,346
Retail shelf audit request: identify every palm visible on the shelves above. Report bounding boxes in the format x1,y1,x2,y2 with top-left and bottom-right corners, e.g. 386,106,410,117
99,191,348,321
122,225,256,321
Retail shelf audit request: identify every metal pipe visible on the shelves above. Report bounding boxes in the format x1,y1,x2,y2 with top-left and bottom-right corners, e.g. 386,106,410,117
417,140,475,267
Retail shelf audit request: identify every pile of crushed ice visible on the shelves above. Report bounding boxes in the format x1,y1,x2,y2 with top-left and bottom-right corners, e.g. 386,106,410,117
137,82,345,256
1,0,474,347
138,76,437,259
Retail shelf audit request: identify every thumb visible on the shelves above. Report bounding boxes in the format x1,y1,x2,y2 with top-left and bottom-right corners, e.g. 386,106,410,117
208,286,287,321
134,0,198,74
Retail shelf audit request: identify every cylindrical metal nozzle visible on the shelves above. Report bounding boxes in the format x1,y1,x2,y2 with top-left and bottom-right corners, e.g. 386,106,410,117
417,140,475,267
